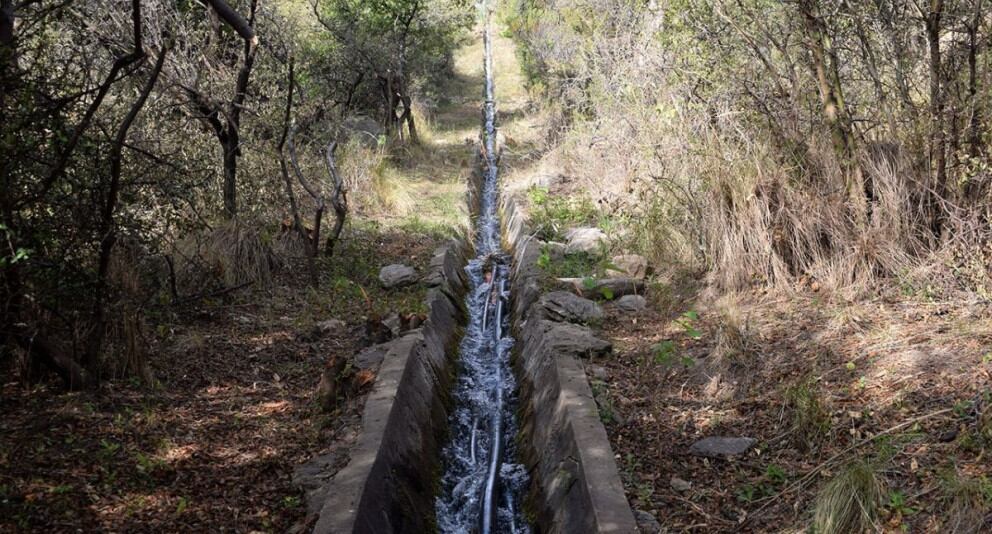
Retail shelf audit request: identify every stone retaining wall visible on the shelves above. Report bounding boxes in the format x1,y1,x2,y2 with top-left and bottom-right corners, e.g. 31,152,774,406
502,194,639,534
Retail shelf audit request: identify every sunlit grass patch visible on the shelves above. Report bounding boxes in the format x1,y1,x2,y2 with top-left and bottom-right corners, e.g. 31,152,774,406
812,461,884,534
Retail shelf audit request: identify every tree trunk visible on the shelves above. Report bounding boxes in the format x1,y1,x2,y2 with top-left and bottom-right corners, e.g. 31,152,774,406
324,142,348,257
401,94,418,144
926,0,946,235
965,3,984,201
966,2,984,160
220,0,257,219
0,0,14,91
287,125,325,287
222,133,239,218
278,58,306,239
800,0,862,205
83,46,167,372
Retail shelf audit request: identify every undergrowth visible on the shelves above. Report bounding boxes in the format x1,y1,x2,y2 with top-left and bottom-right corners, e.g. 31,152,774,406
812,461,884,534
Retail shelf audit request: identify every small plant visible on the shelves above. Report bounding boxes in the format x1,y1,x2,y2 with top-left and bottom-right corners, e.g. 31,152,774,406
49,484,73,495
134,451,169,480
635,481,654,503
737,464,788,503
785,377,831,451
765,463,787,485
885,490,916,517
652,340,694,368
98,439,121,462
282,495,302,509
537,246,551,269
526,186,599,241
590,380,618,423
674,310,702,339
811,461,884,534
736,483,758,503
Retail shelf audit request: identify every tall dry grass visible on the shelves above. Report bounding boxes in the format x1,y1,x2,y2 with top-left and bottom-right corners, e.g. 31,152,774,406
174,220,277,290
508,0,966,296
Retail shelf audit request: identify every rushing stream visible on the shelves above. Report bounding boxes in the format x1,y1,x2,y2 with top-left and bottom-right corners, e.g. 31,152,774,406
434,11,531,534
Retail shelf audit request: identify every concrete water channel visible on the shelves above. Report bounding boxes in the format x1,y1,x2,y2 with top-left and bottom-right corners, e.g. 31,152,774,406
308,7,639,533
433,13,529,534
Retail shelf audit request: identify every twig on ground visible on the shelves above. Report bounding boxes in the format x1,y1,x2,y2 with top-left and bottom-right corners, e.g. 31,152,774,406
745,407,954,522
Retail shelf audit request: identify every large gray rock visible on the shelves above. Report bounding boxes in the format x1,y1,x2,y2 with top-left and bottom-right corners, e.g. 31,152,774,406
316,319,347,336
634,509,663,534
615,294,647,312
354,343,390,370
689,436,757,458
607,254,648,280
541,241,568,261
555,277,645,299
539,291,603,324
565,227,609,255
378,264,418,288
669,476,692,492
543,321,612,358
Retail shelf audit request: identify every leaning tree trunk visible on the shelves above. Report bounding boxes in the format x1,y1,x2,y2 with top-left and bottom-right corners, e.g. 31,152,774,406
83,45,168,374
287,125,325,287
799,0,864,214
278,57,307,240
221,132,239,218
324,142,348,256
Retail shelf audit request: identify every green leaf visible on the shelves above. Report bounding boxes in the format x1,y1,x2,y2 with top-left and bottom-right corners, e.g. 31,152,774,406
175,496,189,515
599,286,614,300
652,340,676,365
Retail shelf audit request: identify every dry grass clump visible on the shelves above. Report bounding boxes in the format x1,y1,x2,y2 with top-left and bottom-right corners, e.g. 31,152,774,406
812,461,884,534
336,138,394,214
103,242,154,383
940,470,992,533
712,296,758,368
785,377,832,452
175,220,276,289
701,136,927,295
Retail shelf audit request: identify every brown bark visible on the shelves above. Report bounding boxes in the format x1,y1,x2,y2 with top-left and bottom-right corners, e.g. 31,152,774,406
400,94,418,144
204,0,256,43
925,0,946,235
221,0,258,218
277,57,306,241
324,142,348,257
966,1,984,163
799,0,862,200
287,125,325,286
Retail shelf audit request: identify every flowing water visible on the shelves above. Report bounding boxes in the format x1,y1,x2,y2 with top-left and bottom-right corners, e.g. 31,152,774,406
434,13,531,534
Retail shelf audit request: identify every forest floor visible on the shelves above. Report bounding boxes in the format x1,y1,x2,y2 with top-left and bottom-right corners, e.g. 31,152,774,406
0,25,500,534
590,284,992,532
0,227,445,533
